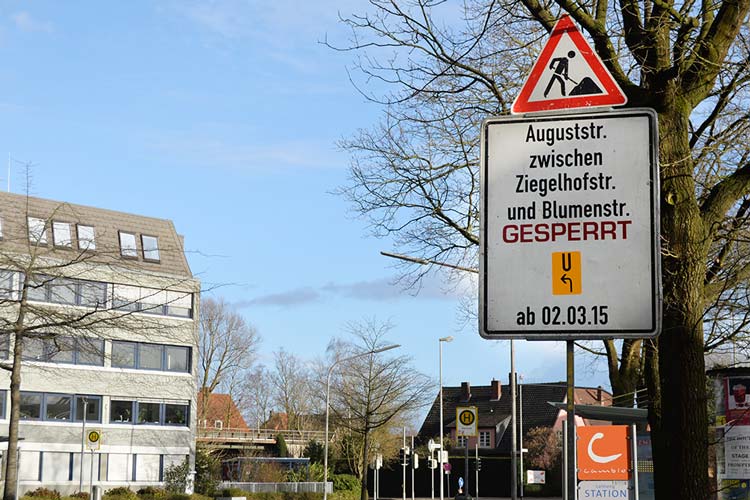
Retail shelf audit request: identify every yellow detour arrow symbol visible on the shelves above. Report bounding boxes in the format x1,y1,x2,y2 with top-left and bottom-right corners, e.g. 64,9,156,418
459,410,475,426
552,251,582,295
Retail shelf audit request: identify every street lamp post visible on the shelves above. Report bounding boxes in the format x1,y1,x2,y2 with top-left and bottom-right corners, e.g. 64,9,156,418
439,336,453,500
323,344,400,500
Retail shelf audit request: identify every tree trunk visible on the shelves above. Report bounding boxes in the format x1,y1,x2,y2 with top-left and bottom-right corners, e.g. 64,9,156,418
3,333,25,500
648,104,710,500
360,430,370,500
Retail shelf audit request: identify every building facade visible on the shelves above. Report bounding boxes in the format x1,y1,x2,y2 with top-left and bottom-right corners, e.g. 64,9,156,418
0,192,200,494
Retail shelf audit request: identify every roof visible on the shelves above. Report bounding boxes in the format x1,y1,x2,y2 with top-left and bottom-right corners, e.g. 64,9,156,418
417,380,612,454
197,391,249,430
0,191,192,278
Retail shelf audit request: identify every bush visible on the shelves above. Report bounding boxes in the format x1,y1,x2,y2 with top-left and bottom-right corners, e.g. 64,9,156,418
137,487,165,496
164,457,191,493
166,495,191,500
331,475,360,493
219,489,247,498
329,492,358,500
275,434,289,458
194,447,220,496
105,488,135,497
70,494,90,500
27,488,62,500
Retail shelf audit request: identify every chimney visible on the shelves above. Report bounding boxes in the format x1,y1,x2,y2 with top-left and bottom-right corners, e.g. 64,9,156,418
490,379,501,400
597,386,603,405
461,382,471,401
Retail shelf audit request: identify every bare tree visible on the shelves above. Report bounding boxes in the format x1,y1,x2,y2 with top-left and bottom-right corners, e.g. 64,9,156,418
270,349,314,432
240,366,274,430
327,319,434,500
198,297,259,421
333,1,750,496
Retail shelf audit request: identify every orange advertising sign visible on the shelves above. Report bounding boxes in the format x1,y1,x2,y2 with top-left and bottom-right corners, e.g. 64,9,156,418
576,425,630,480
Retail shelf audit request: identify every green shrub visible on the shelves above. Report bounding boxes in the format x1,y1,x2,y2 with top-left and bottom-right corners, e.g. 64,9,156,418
70,494,90,500
27,488,62,500
219,488,247,498
329,491,358,500
331,475,360,493
164,457,191,493
194,447,220,496
105,488,135,498
166,494,191,500
275,434,289,457
137,487,165,497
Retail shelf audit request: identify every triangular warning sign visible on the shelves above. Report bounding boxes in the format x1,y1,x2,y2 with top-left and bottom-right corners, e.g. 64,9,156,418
511,15,627,114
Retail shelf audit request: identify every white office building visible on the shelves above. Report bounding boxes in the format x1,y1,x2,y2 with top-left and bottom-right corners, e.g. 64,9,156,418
0,192,199,494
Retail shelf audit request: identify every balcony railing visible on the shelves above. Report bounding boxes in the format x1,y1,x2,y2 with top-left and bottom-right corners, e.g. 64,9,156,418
197,427,327,444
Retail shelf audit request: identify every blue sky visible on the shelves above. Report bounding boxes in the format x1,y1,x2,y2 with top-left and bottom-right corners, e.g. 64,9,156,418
0,1,610,401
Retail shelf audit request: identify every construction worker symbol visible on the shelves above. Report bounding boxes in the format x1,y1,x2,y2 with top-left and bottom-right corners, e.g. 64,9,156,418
459,410,475,426
544,50,603,98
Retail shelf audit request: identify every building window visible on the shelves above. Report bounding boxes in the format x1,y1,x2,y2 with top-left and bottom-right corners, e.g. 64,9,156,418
20,392,43,420
27,217,47,244
0,336,9,360
52,222,73,248
119,231,138,258
137,402,161,425
166,291,192,318
49,278,77,304
21,337,46,361
166,345,189,372
164,404,188,426
141,235,160,262
22,336,103,366
0,270,15,299
479,431,491,447
77,225,96,251
0,389,6,419
74,395,101,422
45,394,73,421
111,341,137,369
140,344,164,370
110,400,134,423
214,420,223,430
26,276,107,308
456,435,468,448
78,281,107,308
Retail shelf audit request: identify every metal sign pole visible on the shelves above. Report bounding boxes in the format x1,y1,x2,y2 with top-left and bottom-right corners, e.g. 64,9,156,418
562,420,567,500
403,427,407,500
566,341,576,500
475,442,479,500
412,436,415,500
631,424,639,500
89,450,95,494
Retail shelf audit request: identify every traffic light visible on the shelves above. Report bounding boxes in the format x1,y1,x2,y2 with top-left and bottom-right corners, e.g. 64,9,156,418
476,457,482,471
399,447,407,466
411,452,419,469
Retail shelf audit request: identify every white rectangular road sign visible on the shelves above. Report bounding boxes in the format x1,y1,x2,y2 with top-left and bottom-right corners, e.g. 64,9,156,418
479,108,661,339
578,481,630,499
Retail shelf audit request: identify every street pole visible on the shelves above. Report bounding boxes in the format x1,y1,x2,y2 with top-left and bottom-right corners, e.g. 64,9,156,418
439,336,453,500
511,340,517,500
411,435,415,500
323,345,400,500
566,341,576,500
519,375,524,499
431,448,435,500
89,450,95,494
475,443,479,500
403,427,407,500
464,439,469,494
79,397,88,493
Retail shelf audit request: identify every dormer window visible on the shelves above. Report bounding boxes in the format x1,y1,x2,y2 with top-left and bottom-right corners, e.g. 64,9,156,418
119,231,137,258
141,235,160,262
28,217,47,244
77,225,96,251
52,222,73,248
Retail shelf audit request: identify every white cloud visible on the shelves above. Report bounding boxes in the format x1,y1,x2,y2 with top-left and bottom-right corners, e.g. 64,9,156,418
11,11,53,33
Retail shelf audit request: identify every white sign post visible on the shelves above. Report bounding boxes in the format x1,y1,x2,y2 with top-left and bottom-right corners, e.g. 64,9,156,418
479,108,661,340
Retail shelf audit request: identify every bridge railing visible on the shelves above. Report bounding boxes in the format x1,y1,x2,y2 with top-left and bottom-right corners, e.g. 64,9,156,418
218,482,331,494
198,427,327,443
